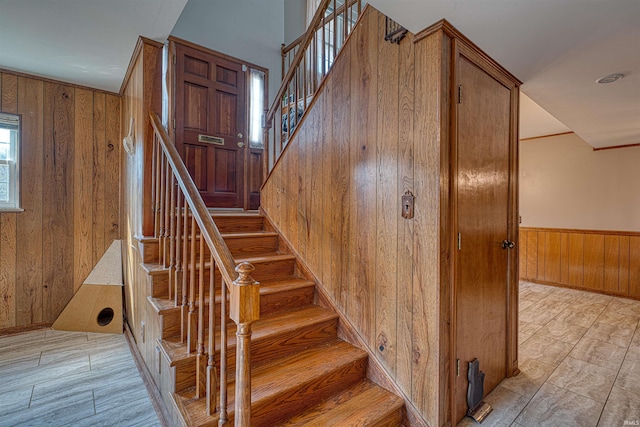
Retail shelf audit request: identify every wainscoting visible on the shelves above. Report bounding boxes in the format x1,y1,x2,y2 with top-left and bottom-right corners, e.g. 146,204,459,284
519,227,640,299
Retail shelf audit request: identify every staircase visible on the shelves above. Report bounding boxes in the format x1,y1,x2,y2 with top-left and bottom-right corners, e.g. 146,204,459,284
143,211,404,426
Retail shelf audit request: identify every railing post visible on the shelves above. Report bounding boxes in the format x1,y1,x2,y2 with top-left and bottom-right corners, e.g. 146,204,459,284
230,262,259,427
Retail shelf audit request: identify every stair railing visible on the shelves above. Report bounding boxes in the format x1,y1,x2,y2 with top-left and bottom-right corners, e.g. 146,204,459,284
265,0,361,171
150,112,259,427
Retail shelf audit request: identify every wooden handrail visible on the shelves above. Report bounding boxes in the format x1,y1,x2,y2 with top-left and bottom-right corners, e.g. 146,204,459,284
150,111,259,426
266,0,332,121
150,112,238,289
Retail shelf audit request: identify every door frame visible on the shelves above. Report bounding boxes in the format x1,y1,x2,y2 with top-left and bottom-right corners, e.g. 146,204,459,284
167,36,269,210
447,38,520,424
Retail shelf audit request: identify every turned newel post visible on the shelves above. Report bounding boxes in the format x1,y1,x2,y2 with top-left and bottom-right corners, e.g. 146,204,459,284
230,262,260,427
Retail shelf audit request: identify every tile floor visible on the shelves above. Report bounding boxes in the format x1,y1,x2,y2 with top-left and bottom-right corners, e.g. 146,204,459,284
459,281,640,427
0,329,160,427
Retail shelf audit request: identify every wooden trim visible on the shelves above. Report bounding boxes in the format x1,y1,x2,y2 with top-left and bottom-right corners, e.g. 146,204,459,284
0,67,119,96
519,131,574,142
414,19,522,86
520,226,640,237
0,322,52,336
593,142,640,151
259,209,429,427
119,36,164,96
123,323,172,427
167,36,268,74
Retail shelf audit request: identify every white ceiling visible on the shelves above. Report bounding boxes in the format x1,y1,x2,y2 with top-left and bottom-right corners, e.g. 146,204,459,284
0,0,638,148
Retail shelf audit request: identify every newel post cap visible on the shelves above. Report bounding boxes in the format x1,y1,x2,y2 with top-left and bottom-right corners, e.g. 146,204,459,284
230,262,260,324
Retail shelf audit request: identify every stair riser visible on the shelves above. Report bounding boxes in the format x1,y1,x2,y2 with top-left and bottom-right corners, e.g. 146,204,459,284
139,239,160,264
180,258,295,285
212,216,264,233
177,234,279,259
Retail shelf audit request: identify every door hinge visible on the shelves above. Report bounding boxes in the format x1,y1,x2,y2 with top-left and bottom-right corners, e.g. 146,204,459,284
457,232,461,250
456,359,460,376
173,119,176,129
457,85,463,104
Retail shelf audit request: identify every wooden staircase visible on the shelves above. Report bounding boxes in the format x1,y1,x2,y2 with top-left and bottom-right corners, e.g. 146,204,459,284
143,211,404,426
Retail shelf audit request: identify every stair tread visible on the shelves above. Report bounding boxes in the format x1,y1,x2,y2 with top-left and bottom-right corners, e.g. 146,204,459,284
159,305,338,366
175,339,367,426
141,263,167,275
221,231,278,239
236,253,294,263
280,380,404,426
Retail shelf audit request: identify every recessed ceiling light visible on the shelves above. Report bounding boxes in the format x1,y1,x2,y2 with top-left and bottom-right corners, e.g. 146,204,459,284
596,73,625,84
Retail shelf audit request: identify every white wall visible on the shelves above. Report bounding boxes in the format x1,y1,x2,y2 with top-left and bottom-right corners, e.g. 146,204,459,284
171,0,284,104
520,133,640,232
284,0,306,45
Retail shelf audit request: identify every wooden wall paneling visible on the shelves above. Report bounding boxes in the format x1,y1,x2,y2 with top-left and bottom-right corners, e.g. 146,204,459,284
16,77,44,325
331,38,351,310
519,229,527,280
105,94,121,242
93,92,107,263
395,29,415,394
319,87,333,287
568,233,584,287
525,230,537,281
375,12,399,373
603,235,620,293
74,89,95,293
629,236,640,297
536,231,545,280
560,233,570,285
349,7,377,346
0,73,18,329
583,234,604,291
544,232,561,283
296,116,308,261
619,236,630,294
287,137,299,248
308,99,323,273
42,83,75,322
412,29,442,421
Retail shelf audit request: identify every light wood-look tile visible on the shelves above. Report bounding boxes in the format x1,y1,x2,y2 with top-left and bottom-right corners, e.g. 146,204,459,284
0,329,159,427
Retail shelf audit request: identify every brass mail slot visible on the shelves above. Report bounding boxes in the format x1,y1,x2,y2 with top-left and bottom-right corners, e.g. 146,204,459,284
198,134,224,145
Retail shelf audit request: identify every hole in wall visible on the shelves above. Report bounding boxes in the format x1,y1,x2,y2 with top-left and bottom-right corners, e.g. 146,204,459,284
97,307,115,326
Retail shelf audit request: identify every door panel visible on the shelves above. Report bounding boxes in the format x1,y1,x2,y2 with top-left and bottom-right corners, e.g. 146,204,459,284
176,44,248,208
454,55,512,423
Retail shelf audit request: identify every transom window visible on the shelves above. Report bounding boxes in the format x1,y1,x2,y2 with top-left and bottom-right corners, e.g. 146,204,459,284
0,112,21,211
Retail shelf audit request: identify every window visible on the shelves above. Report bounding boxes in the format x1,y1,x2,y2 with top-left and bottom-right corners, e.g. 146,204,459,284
248,68,266,149
0,112,21,210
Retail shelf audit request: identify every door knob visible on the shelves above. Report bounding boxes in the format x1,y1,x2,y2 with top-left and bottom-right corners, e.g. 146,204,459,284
501,240,515,250
237,141,245,148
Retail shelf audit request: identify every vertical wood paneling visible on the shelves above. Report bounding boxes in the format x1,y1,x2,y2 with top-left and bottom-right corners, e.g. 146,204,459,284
536,231,545,280
16,76,44,325
568,233,584,286
619,236,630,294
560,233,570,284
519,229,528,279
396,29,415,393
375,12,399,373
0,73,18,329
526,230,537,280
519,228,639,300
630,237,640,297
350,9,377,346
42,83,75,322
604,235,619,293
583,234,604,291
544,232,561,283
73,89,94,293
0,71,121,333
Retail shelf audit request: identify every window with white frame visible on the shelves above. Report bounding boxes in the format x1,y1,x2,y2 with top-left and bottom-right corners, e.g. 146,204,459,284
248,68,266,149
0,112,21,210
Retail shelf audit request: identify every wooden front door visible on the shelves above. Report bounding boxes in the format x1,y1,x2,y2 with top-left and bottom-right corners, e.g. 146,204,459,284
175,43,247,208
453,54,513,423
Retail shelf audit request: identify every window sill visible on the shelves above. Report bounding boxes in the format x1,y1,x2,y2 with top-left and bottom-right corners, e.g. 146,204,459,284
0,208,25,213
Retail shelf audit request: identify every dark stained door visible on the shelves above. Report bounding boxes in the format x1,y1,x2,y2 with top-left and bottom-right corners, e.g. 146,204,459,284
453,55,512,423
175,43,246,208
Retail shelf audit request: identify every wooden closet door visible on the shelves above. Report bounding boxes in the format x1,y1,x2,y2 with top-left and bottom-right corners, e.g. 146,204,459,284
453,55,512,424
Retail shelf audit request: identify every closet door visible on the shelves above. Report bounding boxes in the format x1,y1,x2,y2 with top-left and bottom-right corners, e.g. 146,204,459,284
453,54,513,424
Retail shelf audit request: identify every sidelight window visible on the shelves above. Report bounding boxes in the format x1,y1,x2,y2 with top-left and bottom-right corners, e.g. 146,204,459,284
0,112,21,211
